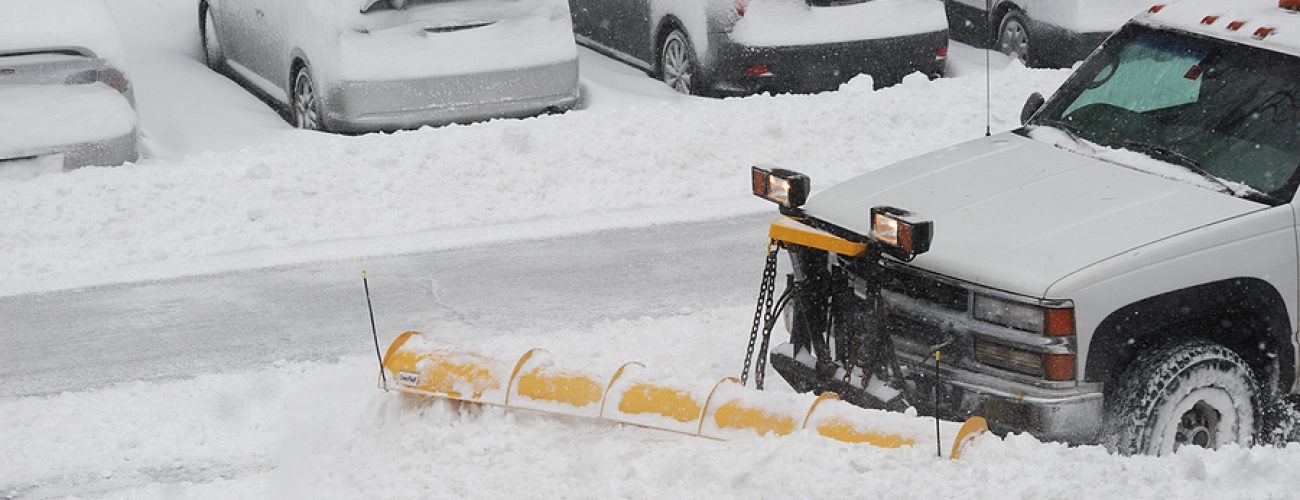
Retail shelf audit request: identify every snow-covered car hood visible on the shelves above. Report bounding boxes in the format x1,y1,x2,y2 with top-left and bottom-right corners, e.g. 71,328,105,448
801,132,1268,298
0,0,128,69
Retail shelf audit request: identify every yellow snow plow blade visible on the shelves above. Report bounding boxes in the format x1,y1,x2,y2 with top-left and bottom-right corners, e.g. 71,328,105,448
382,332,989,459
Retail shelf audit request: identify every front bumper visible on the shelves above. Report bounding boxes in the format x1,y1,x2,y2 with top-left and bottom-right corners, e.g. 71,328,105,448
322,58,580,133
765,215,1104,445
706,30,948,95
771,344,1104,444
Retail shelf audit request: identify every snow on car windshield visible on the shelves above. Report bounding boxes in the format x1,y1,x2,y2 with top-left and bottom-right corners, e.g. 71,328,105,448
1029,24,1300,204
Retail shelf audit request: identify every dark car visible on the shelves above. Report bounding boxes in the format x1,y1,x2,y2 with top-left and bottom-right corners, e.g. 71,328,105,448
944,0,1146,67
570,0,950,96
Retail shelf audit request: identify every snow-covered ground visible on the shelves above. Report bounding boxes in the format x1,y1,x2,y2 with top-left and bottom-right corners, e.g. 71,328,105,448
5,1,1300,498
7,309,1300,499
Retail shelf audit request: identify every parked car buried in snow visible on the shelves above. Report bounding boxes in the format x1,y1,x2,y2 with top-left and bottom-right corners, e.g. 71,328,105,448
945,0,1148,67
569,0,949,95
748,0,1300,455
0,0,141,173
199,0,581,133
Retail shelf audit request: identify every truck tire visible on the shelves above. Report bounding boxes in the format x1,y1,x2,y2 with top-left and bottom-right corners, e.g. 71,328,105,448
1102,339,1256,455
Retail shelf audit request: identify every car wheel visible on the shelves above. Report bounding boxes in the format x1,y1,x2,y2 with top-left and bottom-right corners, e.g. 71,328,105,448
200,4,225,71
659,29,698,95
291,65,324,131
996,11,1032,64
1102,339,1257,455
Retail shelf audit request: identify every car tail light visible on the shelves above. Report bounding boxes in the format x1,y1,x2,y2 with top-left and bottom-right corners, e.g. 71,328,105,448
736,0,748,16
99,68,129,93
936,46,949,60
744,64,770,77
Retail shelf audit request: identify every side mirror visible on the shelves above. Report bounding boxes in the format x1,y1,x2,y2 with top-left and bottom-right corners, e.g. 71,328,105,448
1021,92,1046,125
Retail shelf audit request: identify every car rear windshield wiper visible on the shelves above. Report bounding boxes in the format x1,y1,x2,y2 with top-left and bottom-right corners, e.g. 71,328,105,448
1122,141,1238,195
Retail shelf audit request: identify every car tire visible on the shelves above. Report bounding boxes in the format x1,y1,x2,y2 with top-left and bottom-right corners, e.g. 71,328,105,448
996,11,1032,65
291,65,324,131
659,29,699,95
200,3,225,71
1102,339,1257,456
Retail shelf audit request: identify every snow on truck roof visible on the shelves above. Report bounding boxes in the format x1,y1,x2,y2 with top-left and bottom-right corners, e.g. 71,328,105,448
0,0,128,68
1136,0,1300,57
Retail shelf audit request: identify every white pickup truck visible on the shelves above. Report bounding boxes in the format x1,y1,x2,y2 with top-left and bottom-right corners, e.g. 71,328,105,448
750,0,1300,455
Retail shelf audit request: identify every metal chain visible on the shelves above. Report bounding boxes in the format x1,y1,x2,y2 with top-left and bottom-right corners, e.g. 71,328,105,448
755,286,792,390
741,241,780,387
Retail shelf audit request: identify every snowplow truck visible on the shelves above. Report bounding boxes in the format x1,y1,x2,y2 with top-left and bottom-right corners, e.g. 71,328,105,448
754,0,1300,456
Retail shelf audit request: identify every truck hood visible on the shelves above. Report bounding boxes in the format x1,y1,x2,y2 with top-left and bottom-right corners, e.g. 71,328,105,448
801,132,1268,298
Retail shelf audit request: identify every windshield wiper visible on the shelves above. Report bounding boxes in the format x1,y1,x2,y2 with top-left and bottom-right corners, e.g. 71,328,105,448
1122,141,1237,195
1038,118,1086,144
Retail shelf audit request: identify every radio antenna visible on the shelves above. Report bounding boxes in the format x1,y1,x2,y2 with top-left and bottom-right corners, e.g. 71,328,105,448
985,0,993,137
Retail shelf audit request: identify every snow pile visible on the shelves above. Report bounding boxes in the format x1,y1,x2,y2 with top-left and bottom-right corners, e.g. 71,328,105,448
731,0,947,48
0,67,1069,296
0,83,137,157
4,306,1300,499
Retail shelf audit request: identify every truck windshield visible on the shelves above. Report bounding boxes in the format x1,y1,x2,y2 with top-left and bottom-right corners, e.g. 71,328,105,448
1030,24,1300,204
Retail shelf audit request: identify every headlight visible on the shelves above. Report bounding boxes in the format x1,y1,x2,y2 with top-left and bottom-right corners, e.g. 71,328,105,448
973,294,1075,336
751,166,810,210
869,206,932,260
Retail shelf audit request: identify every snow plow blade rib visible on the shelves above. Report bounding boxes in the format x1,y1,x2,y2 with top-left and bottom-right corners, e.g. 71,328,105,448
382,332,988,459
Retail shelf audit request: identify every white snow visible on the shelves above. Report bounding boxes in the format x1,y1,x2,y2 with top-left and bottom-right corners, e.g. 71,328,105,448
1140,0,1300,58
730,0,948,48
0,83,137,158
0,0,130,69
6,1,1300,498
0,65,1070,297
1027,125,1260,197
337,0,579,81
948,0,1147,34
4,306,1300,499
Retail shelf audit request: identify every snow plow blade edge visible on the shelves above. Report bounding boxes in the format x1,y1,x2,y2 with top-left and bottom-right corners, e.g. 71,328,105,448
382,332,989,459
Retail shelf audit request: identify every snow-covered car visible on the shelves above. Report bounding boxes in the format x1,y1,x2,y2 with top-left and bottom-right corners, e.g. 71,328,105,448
753,0,1300,455
945,0,1147,67
0,0,141,173
198,0,581,133
569,0,949,95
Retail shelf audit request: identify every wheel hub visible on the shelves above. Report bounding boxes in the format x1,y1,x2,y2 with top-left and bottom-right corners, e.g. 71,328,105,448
999,20,1029,61
662,38,692,94
1175,401,1220,450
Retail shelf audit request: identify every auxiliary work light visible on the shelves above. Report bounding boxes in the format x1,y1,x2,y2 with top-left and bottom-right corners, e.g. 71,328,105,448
751,166,810,210
869,206,933,260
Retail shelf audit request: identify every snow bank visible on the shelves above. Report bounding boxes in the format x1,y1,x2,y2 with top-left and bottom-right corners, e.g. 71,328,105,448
731,0,948,48
0,84,137,157
0,67,1068,297
4,305,1299,499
